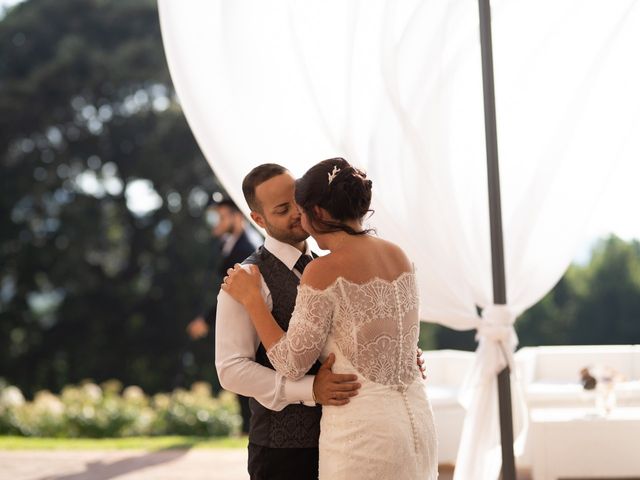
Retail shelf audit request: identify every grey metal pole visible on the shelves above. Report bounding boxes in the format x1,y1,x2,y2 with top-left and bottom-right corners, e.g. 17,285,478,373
477,0,516,479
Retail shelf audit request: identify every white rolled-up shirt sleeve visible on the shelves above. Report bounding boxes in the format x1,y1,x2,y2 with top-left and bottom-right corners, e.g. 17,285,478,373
214,272,315,411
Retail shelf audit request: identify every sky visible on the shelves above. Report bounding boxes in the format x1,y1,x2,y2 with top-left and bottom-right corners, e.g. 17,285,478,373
584,155,639,241
574,155,639,262
2,0,637,260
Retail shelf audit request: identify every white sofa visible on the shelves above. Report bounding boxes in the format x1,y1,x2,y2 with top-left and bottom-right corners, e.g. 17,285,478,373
422,349,475,465
423,345,640,468
514,344,640,468
514,344,640,408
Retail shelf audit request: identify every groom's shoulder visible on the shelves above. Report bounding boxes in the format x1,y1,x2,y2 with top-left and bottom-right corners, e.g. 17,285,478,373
241,245,264,266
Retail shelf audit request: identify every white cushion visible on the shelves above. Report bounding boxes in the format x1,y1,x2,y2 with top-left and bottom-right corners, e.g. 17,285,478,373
422,349,474,386
425,385,463,408
528,345,636,382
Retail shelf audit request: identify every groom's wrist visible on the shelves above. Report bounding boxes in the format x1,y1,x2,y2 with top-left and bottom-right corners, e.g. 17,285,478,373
284,375,316,406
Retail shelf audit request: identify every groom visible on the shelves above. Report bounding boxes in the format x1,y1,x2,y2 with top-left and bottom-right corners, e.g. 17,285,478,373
215,163,361,479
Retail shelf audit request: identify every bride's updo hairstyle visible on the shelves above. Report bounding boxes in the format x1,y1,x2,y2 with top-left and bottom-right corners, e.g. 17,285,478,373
295,157,374,236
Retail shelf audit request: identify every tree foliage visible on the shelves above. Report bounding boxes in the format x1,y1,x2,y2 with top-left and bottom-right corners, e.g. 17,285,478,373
517,236,640,347
1,0,223,397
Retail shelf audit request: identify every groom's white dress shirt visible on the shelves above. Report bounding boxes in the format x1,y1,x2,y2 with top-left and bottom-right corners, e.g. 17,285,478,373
215,234,316,410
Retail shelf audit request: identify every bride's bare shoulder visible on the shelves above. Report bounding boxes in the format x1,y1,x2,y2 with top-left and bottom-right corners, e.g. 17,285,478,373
377,238,413,271
299,255,340,291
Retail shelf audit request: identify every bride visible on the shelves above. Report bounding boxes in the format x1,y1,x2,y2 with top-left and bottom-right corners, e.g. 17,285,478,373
222,158,438,479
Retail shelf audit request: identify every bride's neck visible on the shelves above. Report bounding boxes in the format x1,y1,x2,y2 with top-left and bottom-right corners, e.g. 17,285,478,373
324,221,364,252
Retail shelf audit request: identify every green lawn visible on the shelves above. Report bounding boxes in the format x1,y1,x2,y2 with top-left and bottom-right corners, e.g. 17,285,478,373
0,435,248,450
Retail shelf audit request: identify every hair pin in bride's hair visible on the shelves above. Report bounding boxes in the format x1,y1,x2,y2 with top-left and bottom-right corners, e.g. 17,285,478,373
327,165,341,185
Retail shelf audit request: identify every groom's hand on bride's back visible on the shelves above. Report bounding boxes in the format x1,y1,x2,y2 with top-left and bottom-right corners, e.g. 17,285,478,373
312,353,360,406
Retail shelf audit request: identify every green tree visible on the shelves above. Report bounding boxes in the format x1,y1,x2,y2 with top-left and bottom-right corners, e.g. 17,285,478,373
1,0,224,397
517,236,640,347
571,236,640,344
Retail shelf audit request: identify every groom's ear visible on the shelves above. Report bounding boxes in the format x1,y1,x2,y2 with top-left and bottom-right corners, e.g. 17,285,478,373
250,210,266,229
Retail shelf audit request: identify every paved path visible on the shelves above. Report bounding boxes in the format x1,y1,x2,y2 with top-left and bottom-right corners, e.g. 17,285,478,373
0,450,249,480
1,450,509,480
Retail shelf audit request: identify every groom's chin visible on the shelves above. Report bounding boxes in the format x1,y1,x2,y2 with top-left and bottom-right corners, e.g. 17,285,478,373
292,229,310,242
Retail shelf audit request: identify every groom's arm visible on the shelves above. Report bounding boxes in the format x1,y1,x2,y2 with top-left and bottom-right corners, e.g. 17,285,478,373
215,288,316,411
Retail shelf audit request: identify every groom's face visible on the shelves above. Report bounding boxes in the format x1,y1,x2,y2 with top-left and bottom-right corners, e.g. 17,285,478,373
250,172,309,245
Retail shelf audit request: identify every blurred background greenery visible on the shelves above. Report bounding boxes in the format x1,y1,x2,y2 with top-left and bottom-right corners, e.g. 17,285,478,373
1,0,639,426
0,379,240,438
1,0,225,400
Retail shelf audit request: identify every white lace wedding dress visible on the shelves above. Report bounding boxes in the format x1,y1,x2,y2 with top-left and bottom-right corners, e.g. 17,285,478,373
268,271,438,479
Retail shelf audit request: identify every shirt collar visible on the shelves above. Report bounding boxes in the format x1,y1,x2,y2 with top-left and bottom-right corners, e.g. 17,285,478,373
264,234,312,271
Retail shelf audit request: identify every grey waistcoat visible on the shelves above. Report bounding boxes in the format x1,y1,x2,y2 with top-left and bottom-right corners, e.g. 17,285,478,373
244,246,322,448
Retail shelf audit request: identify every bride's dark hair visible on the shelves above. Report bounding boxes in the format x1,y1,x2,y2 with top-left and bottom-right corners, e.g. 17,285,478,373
295,158,374,236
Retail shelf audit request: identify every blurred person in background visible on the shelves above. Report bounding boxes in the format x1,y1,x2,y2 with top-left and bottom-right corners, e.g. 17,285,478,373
187,196,259,434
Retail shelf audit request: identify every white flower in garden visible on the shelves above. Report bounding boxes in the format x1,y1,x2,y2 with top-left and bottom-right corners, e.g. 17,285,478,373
34,390,64,416
82,405,95,418
0,386,25,407
81,383,102,402
137,408,155,427
153,393,170,409
191,382,211,397
123,385,145,401
61,385,82,403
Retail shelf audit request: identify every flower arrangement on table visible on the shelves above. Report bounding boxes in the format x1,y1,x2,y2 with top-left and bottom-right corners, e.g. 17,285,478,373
579,365,626,415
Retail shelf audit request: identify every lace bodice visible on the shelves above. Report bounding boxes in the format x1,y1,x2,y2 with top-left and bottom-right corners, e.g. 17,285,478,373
267,271,421,389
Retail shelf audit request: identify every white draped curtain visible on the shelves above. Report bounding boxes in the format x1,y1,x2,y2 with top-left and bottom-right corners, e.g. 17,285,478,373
158,1,640,478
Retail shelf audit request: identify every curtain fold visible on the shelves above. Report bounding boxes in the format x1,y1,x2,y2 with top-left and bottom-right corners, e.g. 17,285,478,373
158,1,640,477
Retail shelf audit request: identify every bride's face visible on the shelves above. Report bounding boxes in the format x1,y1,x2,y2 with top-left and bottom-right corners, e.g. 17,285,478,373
298,204,314,235
298,204,333,250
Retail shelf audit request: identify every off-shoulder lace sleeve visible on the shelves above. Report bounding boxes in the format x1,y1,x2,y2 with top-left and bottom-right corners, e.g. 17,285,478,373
266,285,334,380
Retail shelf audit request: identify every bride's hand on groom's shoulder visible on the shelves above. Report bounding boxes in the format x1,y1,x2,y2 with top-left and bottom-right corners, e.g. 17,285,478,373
221,264,263,306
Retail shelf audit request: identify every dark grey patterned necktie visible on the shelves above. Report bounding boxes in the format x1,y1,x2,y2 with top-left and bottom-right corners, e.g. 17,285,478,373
293,254,313,275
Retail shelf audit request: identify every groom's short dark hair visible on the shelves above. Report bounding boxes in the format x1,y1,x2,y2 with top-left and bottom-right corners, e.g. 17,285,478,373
242,163,288,212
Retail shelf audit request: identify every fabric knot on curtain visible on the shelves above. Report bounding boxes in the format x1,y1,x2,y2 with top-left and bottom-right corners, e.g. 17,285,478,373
460,304,518,403
456,304,528,480
475,304,518,377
